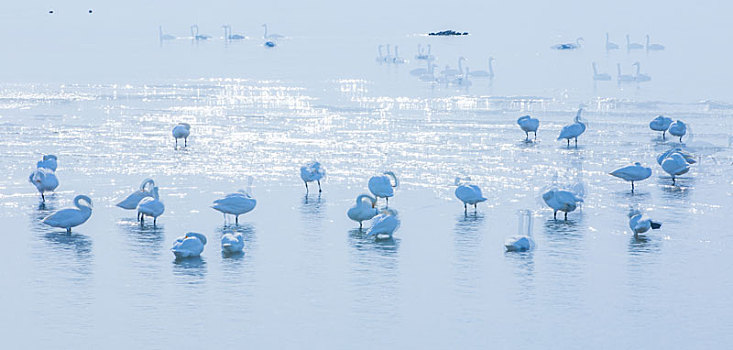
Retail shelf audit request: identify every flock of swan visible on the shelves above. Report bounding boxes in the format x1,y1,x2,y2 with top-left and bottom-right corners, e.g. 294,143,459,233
29,107,694,257
585,33,664,84
159,24,284,47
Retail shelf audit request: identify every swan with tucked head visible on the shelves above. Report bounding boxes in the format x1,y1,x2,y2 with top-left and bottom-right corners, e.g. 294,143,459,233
347,194,378,228
366,208,400,239
517,115,539,141
542,188,583,220
557,107,587,147
609,162,652,192
368,171,399,206
300,161,326,193
116,178,155,213
42,195,93,233
221,232,244,254
505,209,535,252
649,115,673,139
172,123,191,147
668,120,687,142
454,177,487,213
137,186,165,225
172,232,207,258
660,152,690,185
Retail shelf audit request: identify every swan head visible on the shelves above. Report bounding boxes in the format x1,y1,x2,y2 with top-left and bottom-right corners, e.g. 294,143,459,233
628,207,642,218
185,232,208,245
43,155,57,161
634,162,642,166
74,195,93,208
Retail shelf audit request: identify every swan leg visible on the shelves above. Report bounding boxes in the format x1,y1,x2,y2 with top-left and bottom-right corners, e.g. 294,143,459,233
66,227,71,234
184,137,188,147
564,212,568,221
574,137,578,147
567,139,570,148
359,221,363,229
41,192,45,202
318,180,322,193
305,181,309,194
464,203,467,214
672,176,676,185
631,181,635,192
235,215,239,225
474,203,477,213
175,138,178,148
679,136,683,143
525,131,529,141
154,217,157,226
140,215,144,225
662,131,666,140
553,211,557,220
386,197,389,208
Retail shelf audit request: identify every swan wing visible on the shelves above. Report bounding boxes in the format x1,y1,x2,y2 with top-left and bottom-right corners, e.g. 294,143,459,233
116,190,151,209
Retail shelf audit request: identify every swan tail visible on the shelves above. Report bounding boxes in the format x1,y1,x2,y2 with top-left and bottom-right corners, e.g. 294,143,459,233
650,222,662,229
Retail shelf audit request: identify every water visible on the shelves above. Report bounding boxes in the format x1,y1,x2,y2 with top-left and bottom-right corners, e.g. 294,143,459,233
3,2,733,348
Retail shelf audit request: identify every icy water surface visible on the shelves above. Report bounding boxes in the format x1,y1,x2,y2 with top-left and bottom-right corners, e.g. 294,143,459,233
1,79,732,348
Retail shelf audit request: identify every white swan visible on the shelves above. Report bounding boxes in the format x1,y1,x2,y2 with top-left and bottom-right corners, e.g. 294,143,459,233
116,178,155,212
222,25,245,41
668,120,687,142
467,57,494,79
609,162,652,192
657,148,695,165
551,37,583,50
442,57,466,77
626,34,643,51
418,61,439,82
645,35,665,52
262,24,284,40
632,62,651,82
605,33,619,51
454,177,486,213
409,60,431,77
36,154,58,171
415,44,434,60
617,63,635,83
172,232,207,258
592,62,611,81
221,232,244,254
517,115,539,141
212,189,257,225
366,208,400,239
368,171,399,206
557,108,587,147
347,194,378,228
137,186,165,225
392,46,407,64
451,68,472,87
382,44,394,63
660,152,690,185
628,208,662,237
159,26,176,41
376,45,385,63
542,188,583,220
301,161,326,193
29,168,59,202
42,195,92,233
505,209,535,252
190,25,211,41
649,115,673,139
172,123,190,147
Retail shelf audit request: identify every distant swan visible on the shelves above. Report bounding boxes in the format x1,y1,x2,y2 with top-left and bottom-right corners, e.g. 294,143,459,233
551,37,583,50
392,46,407,64
262,24,284,40
505,209,535,252
632,62,651,82
628,208,662,237
221,232,244,254
649,115,673,139
29,167,59,202
660,152,690,185
668,120,687,142
137,186,165,225
542,188,583,220
467,57,494,79
645,35,665,52
159,26,176,42
366,208,400,239
222,25,245,41
36,154,58,171
116,178,155,214
517,115,540,141
376,45,385,63
605,33,619,51
609,162,652,192
172,123,190,147
368,171,399,206
415,44,434,60
454,177,487,213
592,62,611,81
42,195,92,233
190,25,211,41
347,194,378,228
626,34,643,52
300,161,326,193
557,108,587,147
617,63,635,83
172,232,207,258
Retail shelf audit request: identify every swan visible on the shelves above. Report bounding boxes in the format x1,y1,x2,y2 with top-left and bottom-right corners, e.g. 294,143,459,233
29,167,59,202
626,34,643,51
137,186,165,225
617,64,635,83
451,68,472,87
551,37,583,50
347,194,378,228
300,161,325,193
368,171,399,206
376,45,384,63
410,60,431,76
36,155,58,171
222,25,245,41
605,33,619,51
542,188,583,220
212,187,256,225
172,123,190,147
442,57,466,77
190,25,211,41
628,208,662,237
392,46,407,64
171,232,207,258
657,148,695,165
264,41,276,48
262,24,284,40
668,120,687,142
159,26,176,41
660,152,690,185
415,44,434,60
632,62,651,82
42,195,92,233
454,177,486,213
221,232,244,254
592,62,611,81
116,178,155,213
382,44,394,63
467,57,494,78
557,108,587,147
517,115,540,141
505,209,535,252
649,115,673,139
609,162,652,192
645,35,665,52
366,208,400,239
418,61,439,82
